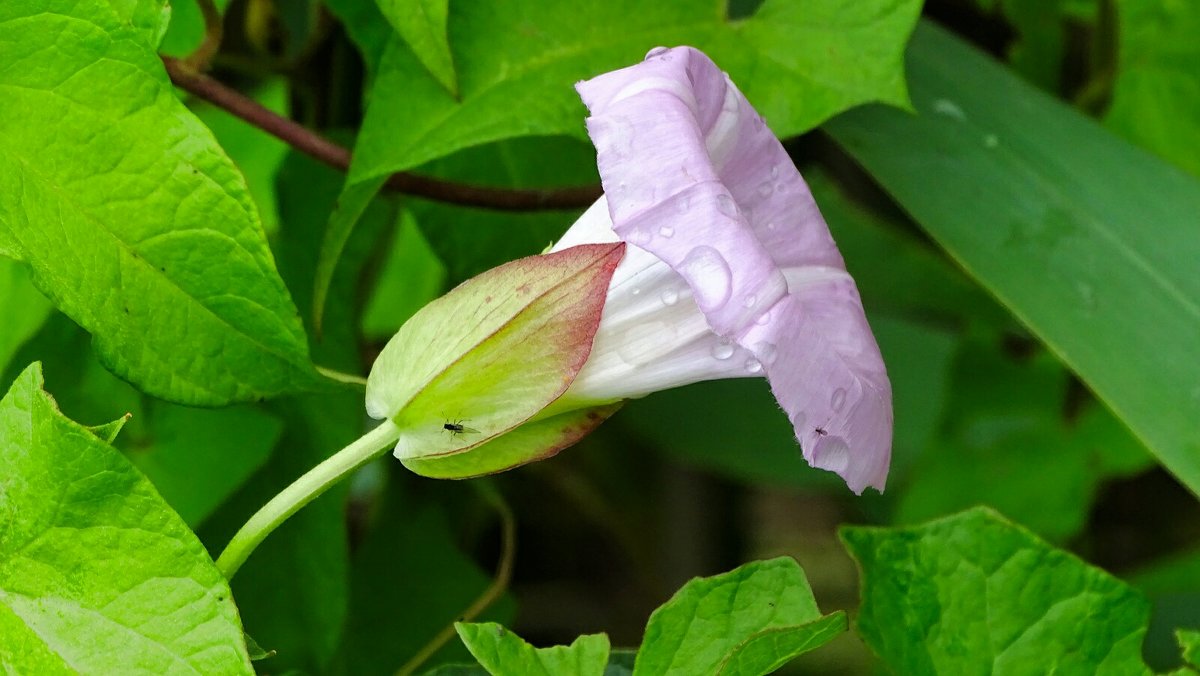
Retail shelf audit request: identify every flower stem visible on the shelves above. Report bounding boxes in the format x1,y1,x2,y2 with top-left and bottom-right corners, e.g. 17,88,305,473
215,420,401,579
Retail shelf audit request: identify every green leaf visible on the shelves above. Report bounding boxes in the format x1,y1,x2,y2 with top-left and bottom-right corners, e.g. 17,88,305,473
1179,629,1200,668
0,259,52,376
105,0,170,46
456,623,611,676
189,79,291,236
313,175,389,332
375,0,457,96
841,507,1152,675
895,334,1152,542
361,209,447,341
605,649,637,675
323,0,921,309
349,0,920,182
633,557,846,675
1129,547,1200,671
1107,0,1200,177
126,402,282,527
825,21,1200,496
3,312,283,529
0,363,252,674
366,244,624,463
0,0,318,406
334,483,515,674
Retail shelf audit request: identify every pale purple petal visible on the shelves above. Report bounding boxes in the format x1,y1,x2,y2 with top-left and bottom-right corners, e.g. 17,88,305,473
576,46,892,492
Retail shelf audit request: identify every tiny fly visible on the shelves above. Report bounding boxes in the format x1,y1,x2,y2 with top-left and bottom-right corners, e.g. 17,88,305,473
443,419,479,438
814,426,828,437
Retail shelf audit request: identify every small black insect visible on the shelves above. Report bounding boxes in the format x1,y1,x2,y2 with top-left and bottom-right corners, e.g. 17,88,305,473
442,419,479,437
814,426,828,437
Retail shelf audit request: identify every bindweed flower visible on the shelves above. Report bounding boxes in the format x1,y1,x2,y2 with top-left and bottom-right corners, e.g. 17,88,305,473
365,46,892,494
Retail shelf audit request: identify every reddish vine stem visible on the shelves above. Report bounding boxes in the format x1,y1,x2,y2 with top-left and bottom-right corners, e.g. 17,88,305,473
181,0,223,72
161,58,602,212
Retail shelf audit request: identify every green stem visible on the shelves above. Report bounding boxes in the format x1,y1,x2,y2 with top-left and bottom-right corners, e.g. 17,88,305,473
215,420,401,579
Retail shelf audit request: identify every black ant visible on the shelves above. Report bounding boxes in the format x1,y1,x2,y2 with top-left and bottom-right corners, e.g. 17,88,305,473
814,426,828,437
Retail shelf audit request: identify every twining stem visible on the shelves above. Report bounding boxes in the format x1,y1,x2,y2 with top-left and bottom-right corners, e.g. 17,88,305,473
160,59,602,212
395,482,517,676
182,0,223,72
215,420,402,579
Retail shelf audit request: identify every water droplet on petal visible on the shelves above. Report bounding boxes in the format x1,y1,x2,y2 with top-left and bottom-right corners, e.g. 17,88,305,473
756,341,777,365
711,338,735,361
628,227,651,246
790,410,807,432
831,387,847,412
658,225,675,238
676,195,691,213
660,288,679,306
757,181,773,197
645,46,670,60
744,357,762,374
771,164,780,180
715,193,738,218
679,246,732,311
631,287,641,296
742,294,757,309
813,436,850,473
765,222,776,231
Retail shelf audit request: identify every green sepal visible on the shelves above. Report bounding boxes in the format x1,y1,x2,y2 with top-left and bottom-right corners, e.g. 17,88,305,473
402,403,622,478
367,243,624,466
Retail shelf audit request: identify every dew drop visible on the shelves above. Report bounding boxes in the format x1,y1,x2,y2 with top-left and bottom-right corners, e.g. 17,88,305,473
790,410,807,432
757,181,773,197
645,46,670,60
756,341,778,365
932,98,966,121
715,193,738,218
675,195,691,214
711,338,735,361
831,387,847,412
984,134,999,149
742,294,757,309
660,288,679,306
770,164,780,180
813,436,850,474
658,225,675,238
631,287,641,296
744,357,763,374
628,227,651,246
678,246,733,310
765,222,777,231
